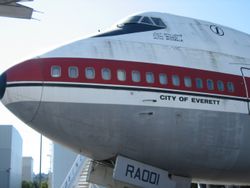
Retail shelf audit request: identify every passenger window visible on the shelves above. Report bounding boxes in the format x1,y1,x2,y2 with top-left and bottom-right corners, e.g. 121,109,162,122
195,78,203,89
184,77,192,88
227,82,235,93
132,71,141,82
51,66,61,78
85,67,95,79
68,66,79,78
140,17,153,25
207,79,214,90
151,17,166,28
159,73,167,85
117,69,126,81
146,72,154,83
217,80,224,91
102,68,111,80
172,75,180,86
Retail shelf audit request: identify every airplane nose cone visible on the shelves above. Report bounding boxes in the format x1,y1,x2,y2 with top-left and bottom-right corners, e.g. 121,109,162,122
0,73,6,100
1,59,44,123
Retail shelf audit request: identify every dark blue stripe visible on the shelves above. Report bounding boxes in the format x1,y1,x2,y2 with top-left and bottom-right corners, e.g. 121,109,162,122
0,73,6,100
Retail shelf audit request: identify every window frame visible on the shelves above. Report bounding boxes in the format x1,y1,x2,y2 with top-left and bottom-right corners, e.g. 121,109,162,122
217,80,224,91
227,82,235,93
101,68,111,80
172,75,180,86
146,72,155,84
151,17,166,28
195,78,203,89
51,66,61,78
140,16,154,26
159,73,167,85
207,79,214,90
184,76,192,88
68,66,79,79
132,70,141,83
117,69,126,81
85,67,95,80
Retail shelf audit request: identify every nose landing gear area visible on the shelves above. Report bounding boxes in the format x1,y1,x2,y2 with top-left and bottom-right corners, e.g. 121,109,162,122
0,73,6,100
87,155,191,188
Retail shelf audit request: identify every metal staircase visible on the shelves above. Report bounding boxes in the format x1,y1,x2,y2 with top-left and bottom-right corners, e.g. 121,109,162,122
60,155,104,188
60,155,85,188
75,158,91,188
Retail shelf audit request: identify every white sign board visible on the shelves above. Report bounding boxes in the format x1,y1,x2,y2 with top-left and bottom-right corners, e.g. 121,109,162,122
113,155,176,188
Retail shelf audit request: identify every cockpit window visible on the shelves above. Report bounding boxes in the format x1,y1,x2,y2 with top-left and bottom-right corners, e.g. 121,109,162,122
118,15,166,29
97,15,166,37
118,16,142,27
125,16,142,24
140,17,154,25
151,17,166,28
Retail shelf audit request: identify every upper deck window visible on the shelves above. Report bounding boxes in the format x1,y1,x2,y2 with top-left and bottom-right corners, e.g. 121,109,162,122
68,66,79,78
146,72,154,83
51,66,61,78
102,68,111,80
172,75,180,86
217,80,224,91
195,78,203,89
132,71,141,82
117,69,126,81
159,73,167,85
184,77,192,88
85,67,95,79
207,79,214,90
227,82,235,93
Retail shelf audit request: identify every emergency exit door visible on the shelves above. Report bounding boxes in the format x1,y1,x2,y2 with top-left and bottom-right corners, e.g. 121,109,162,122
241,67,250,114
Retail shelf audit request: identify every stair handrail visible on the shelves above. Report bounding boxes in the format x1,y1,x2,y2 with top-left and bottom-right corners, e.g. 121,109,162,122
73,158,92,188
60,154,85,188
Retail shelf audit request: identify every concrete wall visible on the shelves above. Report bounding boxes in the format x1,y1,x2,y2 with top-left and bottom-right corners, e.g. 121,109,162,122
0,125,22,188
0,126,11,188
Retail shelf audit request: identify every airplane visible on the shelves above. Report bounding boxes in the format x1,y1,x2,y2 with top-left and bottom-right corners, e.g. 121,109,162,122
0,0,33,19
1,11,250,187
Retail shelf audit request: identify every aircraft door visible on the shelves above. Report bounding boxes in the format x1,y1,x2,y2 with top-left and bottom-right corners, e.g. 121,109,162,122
241,67,250,114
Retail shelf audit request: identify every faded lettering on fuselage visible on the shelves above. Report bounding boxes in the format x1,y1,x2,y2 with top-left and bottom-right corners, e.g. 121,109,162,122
153,32,183,42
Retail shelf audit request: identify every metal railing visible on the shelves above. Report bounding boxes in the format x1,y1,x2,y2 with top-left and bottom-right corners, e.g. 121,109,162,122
60,155,85,188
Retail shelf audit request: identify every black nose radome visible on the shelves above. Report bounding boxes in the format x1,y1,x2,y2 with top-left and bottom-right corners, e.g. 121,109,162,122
0,73,6,100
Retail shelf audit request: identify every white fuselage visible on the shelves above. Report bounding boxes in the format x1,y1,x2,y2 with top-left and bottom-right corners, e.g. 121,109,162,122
1,12,250,185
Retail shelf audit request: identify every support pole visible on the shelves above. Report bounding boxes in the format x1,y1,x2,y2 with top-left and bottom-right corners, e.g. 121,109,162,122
39,134,43,188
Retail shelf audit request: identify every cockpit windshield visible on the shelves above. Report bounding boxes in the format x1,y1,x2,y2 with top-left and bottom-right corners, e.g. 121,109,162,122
118,16,166,28
95,15,166,37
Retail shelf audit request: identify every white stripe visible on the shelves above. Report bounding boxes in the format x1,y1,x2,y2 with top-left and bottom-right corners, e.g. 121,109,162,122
41,86,248,114
4,84,248,114
7,81,246,100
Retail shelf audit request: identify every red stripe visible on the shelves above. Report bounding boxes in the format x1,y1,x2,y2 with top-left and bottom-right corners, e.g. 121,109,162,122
6,57,247,98
7,59,43,82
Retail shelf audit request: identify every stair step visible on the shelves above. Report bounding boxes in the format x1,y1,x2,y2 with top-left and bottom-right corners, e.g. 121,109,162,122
74,159,94,188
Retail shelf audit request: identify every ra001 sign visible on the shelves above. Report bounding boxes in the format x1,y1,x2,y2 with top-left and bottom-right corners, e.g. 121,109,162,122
113,155,175,188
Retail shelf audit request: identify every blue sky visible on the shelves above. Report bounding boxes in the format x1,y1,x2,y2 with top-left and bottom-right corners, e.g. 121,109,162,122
0,0,250,174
